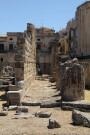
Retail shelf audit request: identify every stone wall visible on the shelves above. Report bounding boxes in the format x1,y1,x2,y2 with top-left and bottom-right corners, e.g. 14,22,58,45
0,52,16,71
23,27,36,95
49,39,60,79
38,53,51,74
39,63,50,74
76,1,90,57
0,52,15,76
59,36,69,55
7,23,36,105
79,59,90,88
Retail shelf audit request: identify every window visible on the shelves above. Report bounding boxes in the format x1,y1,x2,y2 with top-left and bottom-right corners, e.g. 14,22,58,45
71,31,74,38
0,44,4,52
10,38,13,40
37,39,40,41
1,58,3,62
14,45,17,49
9,44,13,51
36,44,41,52
37,44,41,50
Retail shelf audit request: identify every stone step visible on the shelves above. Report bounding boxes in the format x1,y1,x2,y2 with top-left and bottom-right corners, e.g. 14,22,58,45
61,100,90,112
22,101,41,106
61,100,90,110
40,101,61,108
61,106,90,112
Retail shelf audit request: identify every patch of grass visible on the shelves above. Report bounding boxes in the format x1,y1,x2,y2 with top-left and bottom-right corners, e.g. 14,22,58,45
85,89,90,103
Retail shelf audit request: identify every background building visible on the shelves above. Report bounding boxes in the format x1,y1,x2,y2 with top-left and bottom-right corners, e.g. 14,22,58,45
67,1,90,58
0,33,19,70
36,27,59,74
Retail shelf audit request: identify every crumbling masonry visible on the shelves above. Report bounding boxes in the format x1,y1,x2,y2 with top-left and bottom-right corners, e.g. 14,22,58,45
7,23,36,105
59,59,85,101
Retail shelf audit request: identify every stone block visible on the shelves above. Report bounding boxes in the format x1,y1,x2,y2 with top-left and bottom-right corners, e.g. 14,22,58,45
7,90,22,100
61,106,73,111
62,100,90,111
48,118,61,129
16,106,28,113
15,75,24,81
18,80,24,89
15,61,24,68
72,109,90,128
35,111,52,118
8,105,18,111
7,90,22,105
3,107,8,111
22,101,41,106
12,114,33,119
0,111,8,116
15,68,24,74
9,85,18,91
40,101,61,108
15,55,25,61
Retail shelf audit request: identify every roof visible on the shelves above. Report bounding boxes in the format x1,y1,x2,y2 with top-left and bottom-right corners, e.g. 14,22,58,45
36,26,54,31
0,35,7,37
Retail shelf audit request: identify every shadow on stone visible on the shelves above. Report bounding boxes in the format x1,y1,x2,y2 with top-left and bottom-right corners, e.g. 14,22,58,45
52,94,60,97
0,93,7,101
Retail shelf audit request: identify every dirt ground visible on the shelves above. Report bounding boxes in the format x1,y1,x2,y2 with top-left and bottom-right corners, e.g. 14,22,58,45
0,76,90,135
85,89,90,103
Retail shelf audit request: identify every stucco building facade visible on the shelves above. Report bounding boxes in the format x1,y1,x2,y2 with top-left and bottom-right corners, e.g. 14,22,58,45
67,1,90,58
36,27,59,74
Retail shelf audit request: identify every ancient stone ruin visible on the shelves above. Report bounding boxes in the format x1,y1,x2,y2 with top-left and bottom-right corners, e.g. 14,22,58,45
0,2,90,132
7,23,36,106
58,58,85,101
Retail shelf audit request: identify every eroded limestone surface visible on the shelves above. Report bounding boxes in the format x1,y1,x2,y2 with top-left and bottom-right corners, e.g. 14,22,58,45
72,109,90,128
58,59,85,101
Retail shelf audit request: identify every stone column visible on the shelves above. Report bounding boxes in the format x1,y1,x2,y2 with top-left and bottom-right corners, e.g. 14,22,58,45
61,63,85,101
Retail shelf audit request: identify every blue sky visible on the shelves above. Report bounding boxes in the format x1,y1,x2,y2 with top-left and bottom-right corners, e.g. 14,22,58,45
0,0,86,34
